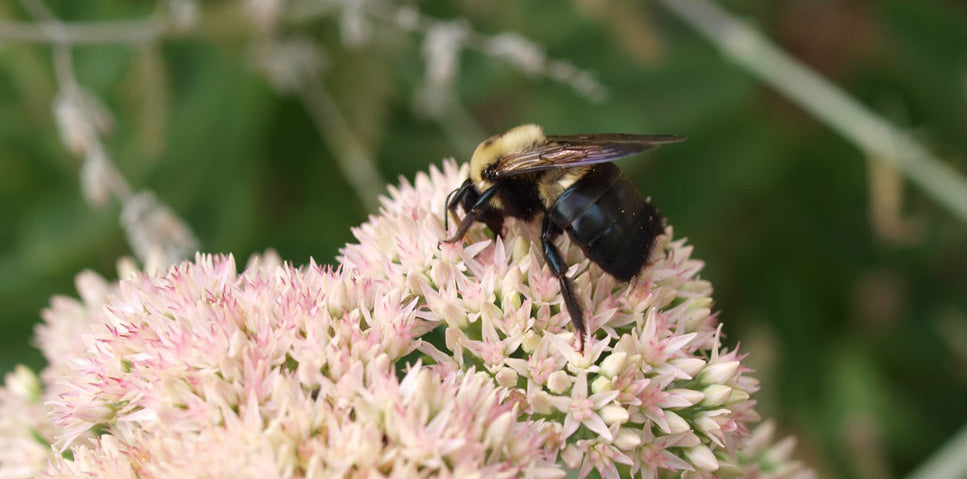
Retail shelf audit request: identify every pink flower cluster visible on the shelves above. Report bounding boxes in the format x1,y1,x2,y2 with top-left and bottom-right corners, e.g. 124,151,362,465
0,161,813,478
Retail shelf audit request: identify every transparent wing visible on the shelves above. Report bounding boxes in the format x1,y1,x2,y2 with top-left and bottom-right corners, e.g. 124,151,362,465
490,134,685,178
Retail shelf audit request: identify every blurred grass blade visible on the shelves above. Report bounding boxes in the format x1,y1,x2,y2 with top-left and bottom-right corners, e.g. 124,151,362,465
905,422,967,479
657,0,967,222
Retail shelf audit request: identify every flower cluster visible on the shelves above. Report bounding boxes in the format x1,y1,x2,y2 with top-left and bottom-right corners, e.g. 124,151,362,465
0,161,813,478
341,162,812,479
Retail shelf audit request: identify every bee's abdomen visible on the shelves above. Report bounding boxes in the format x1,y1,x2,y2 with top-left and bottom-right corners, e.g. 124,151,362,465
548,164,662,281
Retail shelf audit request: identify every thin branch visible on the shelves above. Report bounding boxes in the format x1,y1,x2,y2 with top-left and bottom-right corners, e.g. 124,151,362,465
16,0,76,88
287,0,608,102
905,421,967,479
297,75,385,212
17,0,197,267
0,19,163,44
17,0,56,20
656,0,967,222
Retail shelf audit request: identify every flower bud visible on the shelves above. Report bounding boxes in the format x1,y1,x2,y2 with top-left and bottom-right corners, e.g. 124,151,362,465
694,409,729,447
699,360,740,385
7,365,41,401
561,444,583,469
528,390,555,415
521,331,541,353
496,367,518,388
727,388,751,405
669,357,706,378
599,352,627,378
664,410,692,435
684,308,711,330
685,445,719,471
479,302,502,325
694,413,721,437
701,384,732,407
512,236,530,262
653,287,678,309
614,428,641,450
685,297,713,311
590,376,613,394
501,291,522,311
530,465,568,479
600,405,629,425
569,348,594,369
327,275,348,315
677,432,702,448
116,256,140,279
660,388,705,408
501,267,523,301
485,410,514,446
547,370,571,394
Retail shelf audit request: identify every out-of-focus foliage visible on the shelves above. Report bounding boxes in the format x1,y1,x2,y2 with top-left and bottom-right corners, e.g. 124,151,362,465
0,1,964,478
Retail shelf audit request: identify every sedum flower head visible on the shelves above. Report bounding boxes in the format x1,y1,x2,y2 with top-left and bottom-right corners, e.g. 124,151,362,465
0,160,813,479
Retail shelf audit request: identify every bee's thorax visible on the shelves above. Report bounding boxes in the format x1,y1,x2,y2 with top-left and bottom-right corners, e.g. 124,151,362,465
469,124,546,187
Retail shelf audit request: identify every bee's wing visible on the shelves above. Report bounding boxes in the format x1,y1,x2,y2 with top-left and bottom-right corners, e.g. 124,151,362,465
491,134,685,178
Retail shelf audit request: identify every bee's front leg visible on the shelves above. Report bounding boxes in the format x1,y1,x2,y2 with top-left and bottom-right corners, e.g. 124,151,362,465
442,185,500,244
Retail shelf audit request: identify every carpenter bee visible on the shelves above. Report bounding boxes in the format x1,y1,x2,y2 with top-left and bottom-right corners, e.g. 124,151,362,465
443,124,685,351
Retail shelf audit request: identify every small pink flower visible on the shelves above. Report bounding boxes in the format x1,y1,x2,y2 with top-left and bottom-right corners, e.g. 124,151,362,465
547,372,620,442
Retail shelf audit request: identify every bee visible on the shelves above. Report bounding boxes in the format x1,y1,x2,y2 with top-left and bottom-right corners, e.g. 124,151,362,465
443,124,685,351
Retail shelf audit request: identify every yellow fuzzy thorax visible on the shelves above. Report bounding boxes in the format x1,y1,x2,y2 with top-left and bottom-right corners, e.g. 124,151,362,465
469,124,546,187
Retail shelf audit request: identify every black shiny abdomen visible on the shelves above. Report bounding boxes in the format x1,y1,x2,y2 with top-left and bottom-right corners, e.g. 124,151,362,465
548,164,662,281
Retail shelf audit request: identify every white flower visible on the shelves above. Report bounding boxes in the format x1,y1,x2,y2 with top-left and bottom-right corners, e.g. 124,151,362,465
1,160,814,479
547,372,619,442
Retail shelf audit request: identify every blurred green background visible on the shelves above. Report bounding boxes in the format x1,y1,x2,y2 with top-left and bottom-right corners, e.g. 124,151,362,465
1,1,965,478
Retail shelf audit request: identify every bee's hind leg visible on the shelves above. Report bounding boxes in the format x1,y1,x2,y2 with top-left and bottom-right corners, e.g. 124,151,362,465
540,215,586,352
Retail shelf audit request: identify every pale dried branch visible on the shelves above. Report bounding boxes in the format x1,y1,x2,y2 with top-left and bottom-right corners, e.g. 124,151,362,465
656,0,967,222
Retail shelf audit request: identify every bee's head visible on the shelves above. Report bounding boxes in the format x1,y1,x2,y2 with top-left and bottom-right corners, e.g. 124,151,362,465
469,124,545,188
